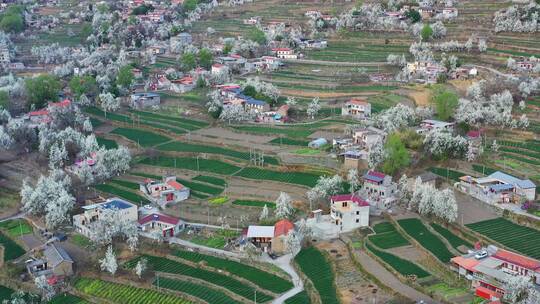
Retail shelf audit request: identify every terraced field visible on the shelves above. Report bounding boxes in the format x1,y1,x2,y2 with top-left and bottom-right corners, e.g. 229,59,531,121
295,247,339,304
111,128,171,147
430,223,472,250
96,136,118,149
126,255,274,302
234,167,321,187
365,242,430,279
174,250,292,293
49,293,89,304
397,219,454,263
0,219,33,237
368,222,410,249
154,277,240,304
466,218,540,259
428,167,466,182
0,285,13,302
139,156,242,175
94,183,150,205
192,175,227,187
0,231,25,261
74,278,191,304
156,141,280,165
285,291,311,304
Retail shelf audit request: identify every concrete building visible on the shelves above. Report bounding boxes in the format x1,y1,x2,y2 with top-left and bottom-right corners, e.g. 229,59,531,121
330,194,370,232
363,171,398,210
139,176,190,207
26,244,73,278
457,171,536,204
416,119,455,134
341,99,371,120
130,92,161,109
138,213,184,237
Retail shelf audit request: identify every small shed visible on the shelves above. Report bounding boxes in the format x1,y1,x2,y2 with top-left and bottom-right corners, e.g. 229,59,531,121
308,138,328,149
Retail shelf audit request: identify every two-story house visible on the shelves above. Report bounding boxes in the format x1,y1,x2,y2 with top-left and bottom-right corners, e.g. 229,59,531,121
139,176,190,207
362,171,398,210
341,99,371,120
457,171,536,204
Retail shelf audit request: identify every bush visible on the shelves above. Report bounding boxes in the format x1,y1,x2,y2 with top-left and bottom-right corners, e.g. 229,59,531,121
25,74,61,109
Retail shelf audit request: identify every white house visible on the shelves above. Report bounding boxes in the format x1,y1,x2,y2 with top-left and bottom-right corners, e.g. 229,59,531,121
353,127,387,148
457,171,536,204
341,99,371,120
72,198,138,240
416,119,455,134
138,213,184,238
139,176,190,207
329,194,370,232
363,171,398,210
130,92,161,109
271,48,298,59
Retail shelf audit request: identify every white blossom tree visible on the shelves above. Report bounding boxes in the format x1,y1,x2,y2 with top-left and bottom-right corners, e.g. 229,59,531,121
491,140,500,152
275,192,293,219
347,169,360,194
99,92,120,118
34,275,55,301
134,258,147,279
284,230,301,255
259,204,269,221
0,125,13,150
306,97,320,119
100,245,118,276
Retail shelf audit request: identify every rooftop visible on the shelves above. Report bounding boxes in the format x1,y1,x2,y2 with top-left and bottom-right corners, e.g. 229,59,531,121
138,213,180,226
247,225,275,238
331,194,370,207
43,244,73,268
364,170,386,183
488,171,536,189
274,219,294,237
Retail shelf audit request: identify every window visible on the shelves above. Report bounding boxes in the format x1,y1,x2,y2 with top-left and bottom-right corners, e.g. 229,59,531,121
356,211,360,215
342,202,348,207
356,219,359,223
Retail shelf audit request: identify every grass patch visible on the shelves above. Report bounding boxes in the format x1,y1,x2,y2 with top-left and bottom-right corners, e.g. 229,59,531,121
428,167,466,182
285,291,311,304
111,128,171,147
94,184,150,205
0,219,33,237
366,242,430,278
293,148,322,155
71,234,92,248
466,218,540,259
471,164,497,176
0,188,18,209
295,247,339,304
192,175,227,187
269,137,310,147
397,219,454,263
109,179,139,190
96,137,118,149
0,231,25,261
208,196,228,205
368,222,410,249
0,285,13,302
49,293,89,304
174,249,293,293
139,156,242,175
232,200,275,208
430,223,472,250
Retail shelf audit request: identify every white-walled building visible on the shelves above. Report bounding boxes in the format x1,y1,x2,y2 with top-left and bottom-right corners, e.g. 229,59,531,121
457,171,536,204
341,99,371,120
330,194,370,233
139,176,190,207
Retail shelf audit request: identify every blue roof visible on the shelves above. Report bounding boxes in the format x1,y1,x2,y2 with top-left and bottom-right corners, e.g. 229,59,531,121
488,171,536,189
132,92,160,98
363,172,384,183
489,184,514,192
102,199,132,210
229,88,268,107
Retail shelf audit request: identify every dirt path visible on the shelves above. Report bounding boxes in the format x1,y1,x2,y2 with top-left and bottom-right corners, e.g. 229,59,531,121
353,249,437,303
283,59,387,67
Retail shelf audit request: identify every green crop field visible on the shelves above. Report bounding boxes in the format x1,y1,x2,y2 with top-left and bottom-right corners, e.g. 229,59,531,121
466,218,540,259
269,137,310,147
156,141,279,165
129,110,209,131
154,277,240,304
232,199,275,208
0,219,33,237
139,156,241,175
192,175,227,187
232,125,314,138
0,231,25,261
0,285,13,302
472,164,497,176
366,242,430,278
368,222,410,249
295,247,339,304
96,137,118,149
74,278,190,304
94,184,150,205
234,167,321,187
109,179,139,190
131,172,223,197
174,250,292,293
285,291,311,304
428,167,466,182
49,293,89,304
126,255,273,302
111,128,171,147
430,223,472,250
398,219,454,263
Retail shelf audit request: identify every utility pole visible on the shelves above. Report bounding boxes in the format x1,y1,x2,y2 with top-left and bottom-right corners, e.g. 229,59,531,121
254,289,257,304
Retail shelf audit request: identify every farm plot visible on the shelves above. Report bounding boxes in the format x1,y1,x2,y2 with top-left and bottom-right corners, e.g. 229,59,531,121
295,247,339,304
49,293,89,304
365,242,430,279
428,167,466,182
0,231,25,261
231,125,314,138
96,137,118,149
109,179,139,190
156,141,279,165
126,255,274,302
368,222,410,249
397,219,454,263
139,156,241,175
0,285,13,302
111,128,171,147
192,175,227,187
285,291,311,304
174,250,293,293
129,110,209,131
0,219,33,237
232,199,275,208
268,137,310,147
74,278,191,304
234,167,321,188
154,277,240,304
466,218,540,259
94,184,150,205
430,223,472,250
130,172,223,198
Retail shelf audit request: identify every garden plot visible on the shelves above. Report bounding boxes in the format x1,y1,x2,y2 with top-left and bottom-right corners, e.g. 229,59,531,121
125,255,274,302
0,231,26,261
294,247,339,304
130,172,224,198
0,285,13,302
368,222,410,249
139,156,242,176
232,199,275,208
0,219,33,237
49,293,89,304
466,218,540,259
285,291,311,304
128,110,209,131
111,128,171,148
74,278,190,304
234,167,322,188
174,250,293,293
365,242,430,279
192,175,227,187
156,141,280,165
397,219,455,263
96,136,118,149
430,223,472,251
94,183,150,205
154,277,241,304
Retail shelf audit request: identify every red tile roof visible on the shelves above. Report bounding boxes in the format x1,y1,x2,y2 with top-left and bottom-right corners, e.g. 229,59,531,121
212,63,224,68
451,256,480,272
272,48,292,52
466,130,482,138
274,219,294,237
167,180,184,190
330,194,370,207
50,99,71,108
29,109,49,116
348,98,368,106
138,213,180,226
493,249,540,271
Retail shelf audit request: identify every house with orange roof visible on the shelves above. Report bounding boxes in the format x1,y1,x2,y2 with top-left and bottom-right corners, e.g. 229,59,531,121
451,245,540,301
341,98,371,120
245,219,295,254
139,176,190,207
138,213,184,237
271,219,295,254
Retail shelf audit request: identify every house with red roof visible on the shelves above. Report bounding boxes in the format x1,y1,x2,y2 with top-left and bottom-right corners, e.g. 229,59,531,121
451,245,540,301
211,63,228,76
245,219,295,254
271,219,295,254
170,76,195,93
341,98,371,120
330,194,370,232
138,213,184,237
139,176,190,207
26,99,72,125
